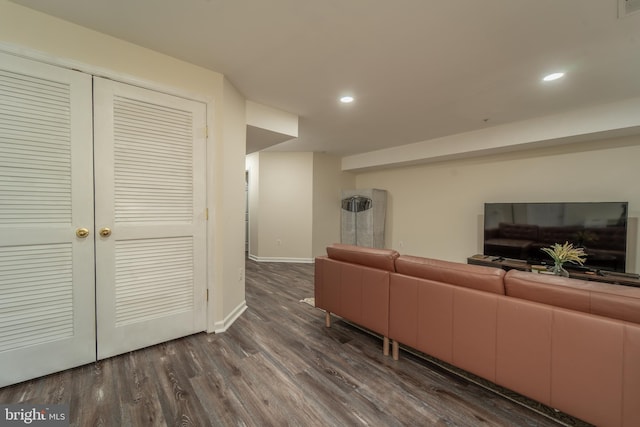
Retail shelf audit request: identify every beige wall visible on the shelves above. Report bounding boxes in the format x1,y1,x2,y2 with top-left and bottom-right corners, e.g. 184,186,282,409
355,134,640,273
312,153,355,257
246,152,353,261
248,152,314,261
213,78,248,330
0,1,222,98
0,0,247,331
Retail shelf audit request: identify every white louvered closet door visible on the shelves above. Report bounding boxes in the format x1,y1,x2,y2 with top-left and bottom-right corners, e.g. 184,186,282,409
93,77,207,359
0,52,96,387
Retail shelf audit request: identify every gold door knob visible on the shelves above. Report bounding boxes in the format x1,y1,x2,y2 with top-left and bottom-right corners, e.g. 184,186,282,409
99,227,112,238
76,227,90,238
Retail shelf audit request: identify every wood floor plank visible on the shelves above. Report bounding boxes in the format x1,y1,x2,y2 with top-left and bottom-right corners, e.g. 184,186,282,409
0,258,591,426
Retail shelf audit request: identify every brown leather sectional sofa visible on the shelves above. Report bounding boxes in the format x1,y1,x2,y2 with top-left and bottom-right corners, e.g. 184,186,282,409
314,243,640,427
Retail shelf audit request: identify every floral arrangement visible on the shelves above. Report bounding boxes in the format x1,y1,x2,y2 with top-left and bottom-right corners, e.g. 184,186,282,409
540,242,587,275
541,241,587,265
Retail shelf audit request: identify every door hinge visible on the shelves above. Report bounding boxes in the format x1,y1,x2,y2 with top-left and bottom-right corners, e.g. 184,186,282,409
206,289,209,301
205,125,209,138
205,208,209,220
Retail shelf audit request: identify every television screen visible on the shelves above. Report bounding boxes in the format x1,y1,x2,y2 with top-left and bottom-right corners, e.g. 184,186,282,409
483,202,628,272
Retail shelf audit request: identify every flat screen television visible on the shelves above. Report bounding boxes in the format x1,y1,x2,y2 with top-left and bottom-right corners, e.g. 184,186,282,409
483,202,628,272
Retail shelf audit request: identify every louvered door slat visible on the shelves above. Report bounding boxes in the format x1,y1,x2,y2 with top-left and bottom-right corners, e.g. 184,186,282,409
0,67,72,225
113,95,194,224
0,51,95,388
115,237,194,326
94,77,206,360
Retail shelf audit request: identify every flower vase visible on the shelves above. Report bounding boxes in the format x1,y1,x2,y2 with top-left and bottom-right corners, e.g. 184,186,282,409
552,262,570,277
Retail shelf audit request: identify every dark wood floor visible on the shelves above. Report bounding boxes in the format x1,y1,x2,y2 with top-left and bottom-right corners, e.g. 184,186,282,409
0,259,589,426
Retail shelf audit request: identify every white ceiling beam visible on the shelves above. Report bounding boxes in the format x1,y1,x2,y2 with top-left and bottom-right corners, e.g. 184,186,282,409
342,97,640,172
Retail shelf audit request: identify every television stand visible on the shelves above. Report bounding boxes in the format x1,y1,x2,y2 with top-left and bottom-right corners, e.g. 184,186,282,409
467,254,529,272
467,254,640,288
596,269,640,280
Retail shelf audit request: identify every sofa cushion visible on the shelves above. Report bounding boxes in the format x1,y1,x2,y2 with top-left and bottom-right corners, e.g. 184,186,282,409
395,256,506,295
551,309,626,427
326,243,399,272
504,270,640,325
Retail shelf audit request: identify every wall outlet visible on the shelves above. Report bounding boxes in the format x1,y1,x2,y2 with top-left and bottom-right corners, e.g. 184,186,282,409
276,239,282,246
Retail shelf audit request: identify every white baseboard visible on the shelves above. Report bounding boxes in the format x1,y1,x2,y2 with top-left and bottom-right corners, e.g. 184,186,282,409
211,300,247,333
248,254,314,264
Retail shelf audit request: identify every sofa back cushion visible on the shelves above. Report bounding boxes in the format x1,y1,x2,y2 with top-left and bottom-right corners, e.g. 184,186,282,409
394,255,506,295
504,270,640,325
326,243,399,272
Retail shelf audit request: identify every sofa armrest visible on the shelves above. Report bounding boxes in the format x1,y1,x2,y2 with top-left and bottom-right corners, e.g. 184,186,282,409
314,256,391,337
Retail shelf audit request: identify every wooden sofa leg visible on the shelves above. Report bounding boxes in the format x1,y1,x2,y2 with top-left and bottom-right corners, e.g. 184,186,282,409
392,340,399,360
325,311,331,327
383,337,389,356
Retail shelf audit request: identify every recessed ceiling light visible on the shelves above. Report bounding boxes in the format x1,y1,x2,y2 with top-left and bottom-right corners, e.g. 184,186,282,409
340,96,354,103
543,72,565,82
